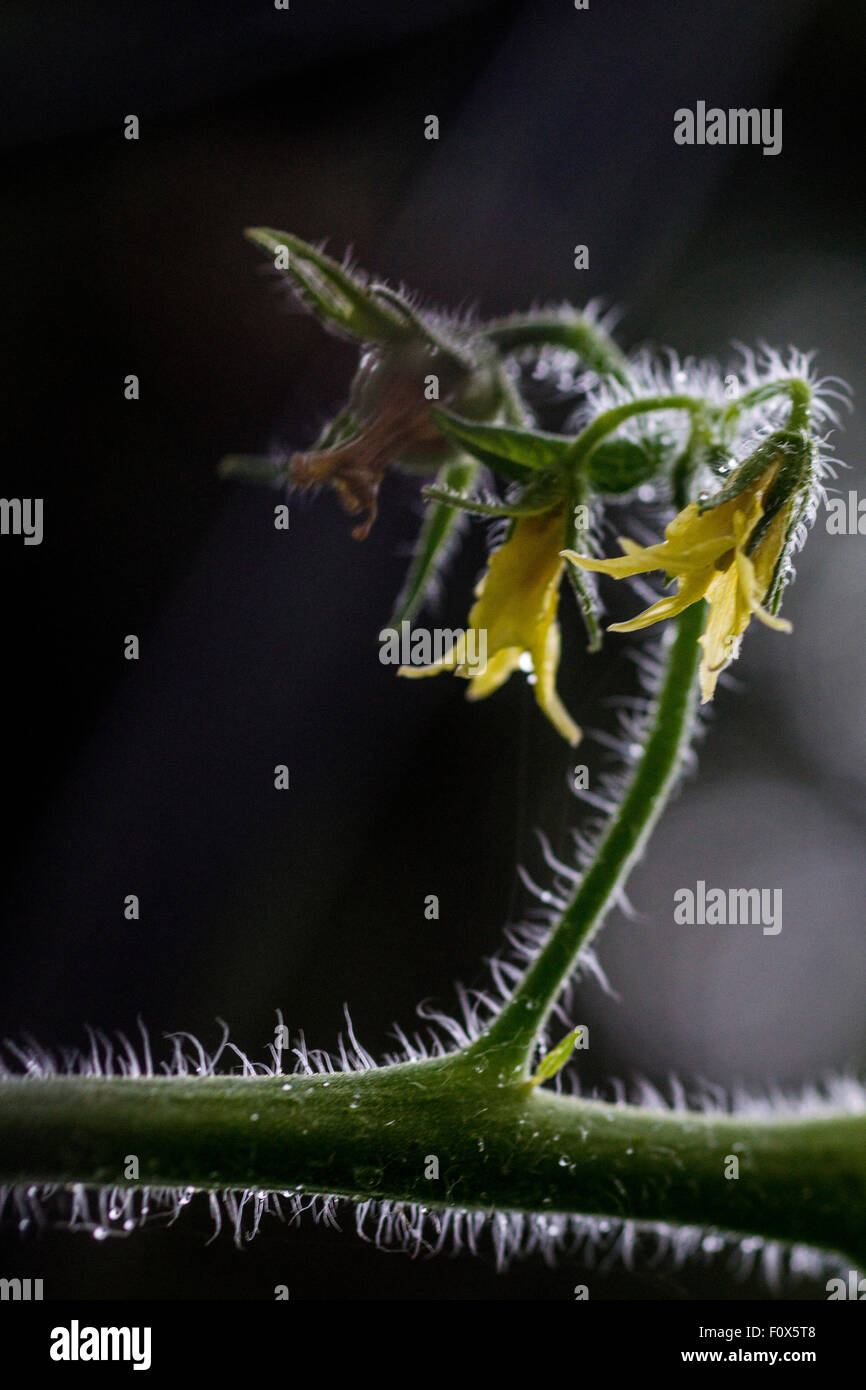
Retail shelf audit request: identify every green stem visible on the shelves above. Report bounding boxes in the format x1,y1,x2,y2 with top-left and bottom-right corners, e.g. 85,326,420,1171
475,601,705,1068
672,408,712,510
567,395,703,472
483,313,630,384
0,1068,863,1268
722,376,811,430
787,378,811,431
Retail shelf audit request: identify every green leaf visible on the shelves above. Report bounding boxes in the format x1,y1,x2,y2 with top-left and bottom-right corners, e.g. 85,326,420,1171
530,1027,586,1087
430,410,571,481
389,459,478,625
585,437,658,494
245,228,411,344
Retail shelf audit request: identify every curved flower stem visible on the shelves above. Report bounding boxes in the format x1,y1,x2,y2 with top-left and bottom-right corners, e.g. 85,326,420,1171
672,408,713,510
722,376,811,431
482,313,630,384
786,378,811,431
471,600,706,1072
566,395,703,473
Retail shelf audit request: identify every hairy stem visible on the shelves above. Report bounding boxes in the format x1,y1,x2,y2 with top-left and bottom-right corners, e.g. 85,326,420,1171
482,313,630,383
566,394,703,471
0,1066,863,1268
475,601,705,1068
722,375,811,430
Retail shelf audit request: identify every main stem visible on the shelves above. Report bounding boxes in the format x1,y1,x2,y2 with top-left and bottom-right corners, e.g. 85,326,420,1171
1,1067,864,1268
474,601,705,1068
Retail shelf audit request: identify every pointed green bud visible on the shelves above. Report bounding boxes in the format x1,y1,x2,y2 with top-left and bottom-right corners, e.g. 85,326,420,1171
530,1027,586,1087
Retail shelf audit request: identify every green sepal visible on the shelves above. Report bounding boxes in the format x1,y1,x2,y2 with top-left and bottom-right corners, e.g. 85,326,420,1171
244,228,411,344
423,470,562,519
704,442,739,476
530,1026,586,1087
697,430,803,514
430,409,571,481
366,284,477,373
750,434,815,616
744,431,812,556
388,459,478,625
562,479,603,653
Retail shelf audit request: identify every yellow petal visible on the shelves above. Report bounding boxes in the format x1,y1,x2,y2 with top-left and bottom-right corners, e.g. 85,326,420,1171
561,544,669,579
751,507,791,593
532,617,581,745
608,570,714,633
466,647,521,700
470,510,565,646
698,555,755,701
563,523,736,582
397,628,481,680
752,604,792,633
402,507,579,743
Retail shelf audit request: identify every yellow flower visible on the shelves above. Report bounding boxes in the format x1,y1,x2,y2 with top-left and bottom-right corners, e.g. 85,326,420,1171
563,470,791,702
399,507,580,745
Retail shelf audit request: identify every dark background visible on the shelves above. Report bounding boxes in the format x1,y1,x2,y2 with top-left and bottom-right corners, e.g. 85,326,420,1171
0,0,864,1299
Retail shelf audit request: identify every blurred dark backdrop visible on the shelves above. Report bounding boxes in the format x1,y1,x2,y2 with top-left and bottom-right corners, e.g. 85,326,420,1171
0,0,864,1299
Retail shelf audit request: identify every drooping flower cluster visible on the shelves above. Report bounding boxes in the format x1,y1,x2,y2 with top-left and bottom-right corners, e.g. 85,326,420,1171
225,231,844,740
